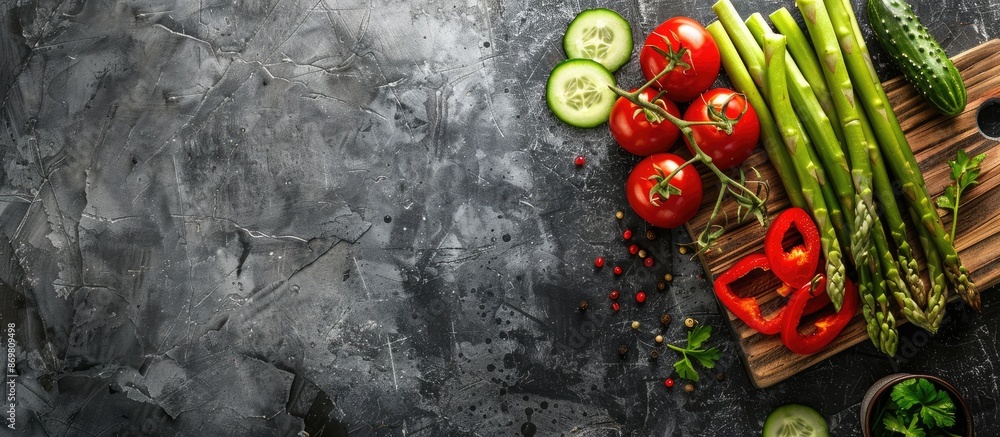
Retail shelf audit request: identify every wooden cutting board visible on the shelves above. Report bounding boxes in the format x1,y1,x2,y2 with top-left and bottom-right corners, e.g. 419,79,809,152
685,39,1000,389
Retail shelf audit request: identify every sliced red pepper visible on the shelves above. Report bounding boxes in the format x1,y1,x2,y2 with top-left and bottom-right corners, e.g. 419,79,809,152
781,275,859,355
764,207,821,289
775,283,832,318
714,254,791,335
801,285,832,315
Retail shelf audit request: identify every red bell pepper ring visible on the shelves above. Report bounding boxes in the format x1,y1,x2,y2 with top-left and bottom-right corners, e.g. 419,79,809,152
764,207,822,289
781,275,859,355
713,254,830,335
801,283,832,316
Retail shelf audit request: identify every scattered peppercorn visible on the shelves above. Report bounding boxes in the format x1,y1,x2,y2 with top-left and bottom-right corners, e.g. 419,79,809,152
613,266,623,275
635,291,647,304
646,230,656,240
574,155,586,166
656,281,666,291
628,244,639,255
679,246,688,255
684,317,698,328
643,257,655,268
615,210,624,220
649,350,660,360
631,320,640,330
609,290,620,300
664,273,674,282
617,344,628,357
594,257,605,268
654,335,663,344
611,302,621,312
660,314,672,326
684,383,695,393
664,378,675,388
638,249,647,259
716,372,726,382
623,229,633,240
578,300,589,311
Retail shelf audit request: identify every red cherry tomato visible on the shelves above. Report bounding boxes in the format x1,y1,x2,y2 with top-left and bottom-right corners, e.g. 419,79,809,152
683,88,760,170
608,88,682,156
639,17,721,103
626,153,703,229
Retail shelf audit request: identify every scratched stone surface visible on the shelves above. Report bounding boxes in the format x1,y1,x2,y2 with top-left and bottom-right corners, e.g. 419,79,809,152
0,0,998,435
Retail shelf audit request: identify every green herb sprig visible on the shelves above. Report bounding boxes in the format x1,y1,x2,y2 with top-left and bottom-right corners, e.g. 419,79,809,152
936,150,987,242
667,325,721,382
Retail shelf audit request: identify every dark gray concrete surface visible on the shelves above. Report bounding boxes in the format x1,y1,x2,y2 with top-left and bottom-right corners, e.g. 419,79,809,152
1,0,998,435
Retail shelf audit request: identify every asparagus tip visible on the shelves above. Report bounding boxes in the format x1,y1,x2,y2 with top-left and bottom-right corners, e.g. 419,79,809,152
949,266,981,312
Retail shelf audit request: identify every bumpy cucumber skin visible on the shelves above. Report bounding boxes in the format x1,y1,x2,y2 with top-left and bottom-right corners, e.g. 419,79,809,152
867,0,967,116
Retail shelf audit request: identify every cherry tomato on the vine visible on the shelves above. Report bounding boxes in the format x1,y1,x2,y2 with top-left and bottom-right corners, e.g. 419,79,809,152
608,88,682,156
683,88,760,170
626,153,703,229
639,17,720,103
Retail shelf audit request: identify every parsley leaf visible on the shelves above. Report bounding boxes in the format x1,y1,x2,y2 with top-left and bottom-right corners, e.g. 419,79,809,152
936,150,986,241
687,324,712,349
673,356,698,381
667,325,721,382
882,413,925,437
890,378,956,430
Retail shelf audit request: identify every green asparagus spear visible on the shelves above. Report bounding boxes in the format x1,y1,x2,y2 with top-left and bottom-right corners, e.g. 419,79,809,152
908,205,949,332
762,32,847,310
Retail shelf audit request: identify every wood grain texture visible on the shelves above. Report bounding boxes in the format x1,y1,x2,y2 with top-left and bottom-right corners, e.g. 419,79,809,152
685,39,1000,388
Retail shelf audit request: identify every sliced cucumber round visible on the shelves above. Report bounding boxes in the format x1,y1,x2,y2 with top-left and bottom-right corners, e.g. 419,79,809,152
563,8,633,72
762,404,829,437
546,59,616,128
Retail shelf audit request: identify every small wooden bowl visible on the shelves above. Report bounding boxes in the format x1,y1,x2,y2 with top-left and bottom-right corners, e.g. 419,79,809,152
860,373,974,437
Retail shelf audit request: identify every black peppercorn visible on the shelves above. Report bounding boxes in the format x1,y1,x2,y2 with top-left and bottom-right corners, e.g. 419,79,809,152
660,314,672,326
617,344,628,357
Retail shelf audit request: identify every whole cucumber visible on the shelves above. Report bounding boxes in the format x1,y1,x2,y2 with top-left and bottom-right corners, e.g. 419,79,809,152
867,0,967,116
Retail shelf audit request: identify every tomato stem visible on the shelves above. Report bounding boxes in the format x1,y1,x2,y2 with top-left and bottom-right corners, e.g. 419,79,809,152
635,46,689,96
662,156,700,184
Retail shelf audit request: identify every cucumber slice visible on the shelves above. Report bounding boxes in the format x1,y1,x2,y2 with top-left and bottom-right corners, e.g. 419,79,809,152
546,59,616,128
563,8,633,72
762,404,829,437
